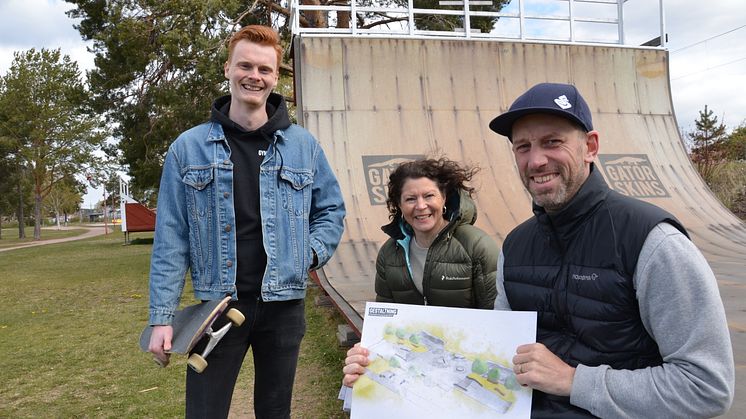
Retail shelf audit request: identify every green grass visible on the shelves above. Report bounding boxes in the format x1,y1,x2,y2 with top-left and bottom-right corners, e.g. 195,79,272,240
0,232,350,417
0,227,87,249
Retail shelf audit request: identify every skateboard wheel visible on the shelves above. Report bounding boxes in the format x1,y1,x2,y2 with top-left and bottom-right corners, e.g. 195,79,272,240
188,354,208,373
226,308,245,327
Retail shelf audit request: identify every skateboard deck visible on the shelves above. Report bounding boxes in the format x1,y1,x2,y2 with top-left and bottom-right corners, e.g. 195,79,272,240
139,296,232,355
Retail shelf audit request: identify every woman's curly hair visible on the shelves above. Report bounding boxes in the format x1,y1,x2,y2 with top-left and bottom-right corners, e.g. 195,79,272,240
385,158,480,220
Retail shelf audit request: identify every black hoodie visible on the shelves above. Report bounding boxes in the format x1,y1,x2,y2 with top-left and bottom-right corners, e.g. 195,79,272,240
210,93,292,300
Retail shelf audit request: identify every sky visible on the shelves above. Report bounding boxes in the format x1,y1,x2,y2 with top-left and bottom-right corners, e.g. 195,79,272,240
1,0,745,208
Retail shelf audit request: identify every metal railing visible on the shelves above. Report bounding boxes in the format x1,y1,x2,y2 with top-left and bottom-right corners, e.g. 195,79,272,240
289,0,666,47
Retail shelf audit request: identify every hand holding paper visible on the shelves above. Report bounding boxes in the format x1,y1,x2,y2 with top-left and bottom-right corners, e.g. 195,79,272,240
512,343,576,397
343,343,370,387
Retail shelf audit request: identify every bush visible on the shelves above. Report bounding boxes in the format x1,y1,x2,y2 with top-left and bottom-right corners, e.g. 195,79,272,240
708,161,746,219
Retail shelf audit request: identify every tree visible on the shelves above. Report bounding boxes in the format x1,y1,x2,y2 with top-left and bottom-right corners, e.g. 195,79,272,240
0,136,15,238
688,105,727,185
724,123,746,161
0,99,36,239
409,0,507,33
471,358,488,375
66,0,276,193
389,356,401,368
504,374,519,390
0,48,106,240
245,0,508,33
45,176,84,229
10,164,33,239
0,85,33,239
487,367,500,383
316,0,507,32
0,160,43,239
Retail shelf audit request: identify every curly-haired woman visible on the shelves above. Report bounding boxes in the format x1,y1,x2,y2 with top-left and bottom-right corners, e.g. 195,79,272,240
342,157,507,387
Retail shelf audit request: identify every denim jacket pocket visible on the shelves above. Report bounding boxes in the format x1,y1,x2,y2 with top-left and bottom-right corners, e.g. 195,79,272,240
278,168,313,285
182,166,215,280
279,169,313,215
183,167,214,190
279,169,313,190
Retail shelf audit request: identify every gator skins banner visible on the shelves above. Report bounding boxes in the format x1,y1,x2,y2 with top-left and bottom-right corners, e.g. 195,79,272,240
597,154,670,198
362,155,424,205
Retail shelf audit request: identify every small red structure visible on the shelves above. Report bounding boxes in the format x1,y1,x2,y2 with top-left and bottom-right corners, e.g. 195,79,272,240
120,180,156,243
124,202,156,232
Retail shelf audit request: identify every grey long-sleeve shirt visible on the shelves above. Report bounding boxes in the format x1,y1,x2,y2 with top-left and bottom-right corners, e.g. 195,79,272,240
495,222,734,418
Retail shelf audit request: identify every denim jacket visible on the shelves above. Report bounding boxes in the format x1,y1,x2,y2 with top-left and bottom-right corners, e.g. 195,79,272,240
148,121,345,325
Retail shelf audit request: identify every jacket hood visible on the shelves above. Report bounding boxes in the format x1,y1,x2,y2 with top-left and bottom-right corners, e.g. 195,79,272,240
381,189,478,241
210,92,291,137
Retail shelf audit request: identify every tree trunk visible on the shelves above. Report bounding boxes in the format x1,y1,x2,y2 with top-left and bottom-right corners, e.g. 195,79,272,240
55,208,62,230
34,191,42,240
17,180,25,239
337,11,350,28
301,0,327,28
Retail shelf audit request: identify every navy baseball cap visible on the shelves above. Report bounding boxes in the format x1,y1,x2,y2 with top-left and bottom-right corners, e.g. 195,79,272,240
489,83,593,141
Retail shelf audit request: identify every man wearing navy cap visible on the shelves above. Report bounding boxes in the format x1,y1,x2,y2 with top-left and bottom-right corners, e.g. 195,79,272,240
490,83,734,418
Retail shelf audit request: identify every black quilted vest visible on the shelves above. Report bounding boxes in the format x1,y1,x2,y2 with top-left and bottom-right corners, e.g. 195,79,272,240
503,165,687,418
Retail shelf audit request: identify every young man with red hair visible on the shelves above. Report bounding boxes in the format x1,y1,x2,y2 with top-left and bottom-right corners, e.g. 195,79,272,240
147,25,345,418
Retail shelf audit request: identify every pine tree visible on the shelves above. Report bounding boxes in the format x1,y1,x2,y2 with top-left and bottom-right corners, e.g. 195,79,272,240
688,105,727,184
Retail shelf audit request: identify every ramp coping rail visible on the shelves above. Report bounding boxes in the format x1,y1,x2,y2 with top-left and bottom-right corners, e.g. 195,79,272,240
290,0,665,47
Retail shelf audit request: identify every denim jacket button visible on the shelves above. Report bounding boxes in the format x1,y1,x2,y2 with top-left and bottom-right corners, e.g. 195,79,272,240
223,159,230,165
226,260,233,267
223,192,229,198
225,224,232,232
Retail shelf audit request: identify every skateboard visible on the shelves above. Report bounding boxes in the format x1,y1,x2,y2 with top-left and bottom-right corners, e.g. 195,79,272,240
139,296,245,373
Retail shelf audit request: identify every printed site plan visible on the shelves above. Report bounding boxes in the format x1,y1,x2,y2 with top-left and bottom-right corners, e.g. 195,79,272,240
351,302,536,419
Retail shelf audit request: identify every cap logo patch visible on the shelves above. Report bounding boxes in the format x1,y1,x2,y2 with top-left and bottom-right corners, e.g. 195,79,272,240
554,95,572,110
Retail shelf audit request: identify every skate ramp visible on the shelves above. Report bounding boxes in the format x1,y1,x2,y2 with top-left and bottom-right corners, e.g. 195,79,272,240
294,36,746,347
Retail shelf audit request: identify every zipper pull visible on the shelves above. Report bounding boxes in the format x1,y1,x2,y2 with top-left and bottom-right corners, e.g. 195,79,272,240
423,295,428,305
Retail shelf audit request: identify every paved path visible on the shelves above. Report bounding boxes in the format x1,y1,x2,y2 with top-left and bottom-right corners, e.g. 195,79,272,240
0,225,110,253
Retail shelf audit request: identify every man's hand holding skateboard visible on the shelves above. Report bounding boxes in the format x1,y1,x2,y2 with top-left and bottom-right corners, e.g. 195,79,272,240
148,325,174,367
140,297,244,373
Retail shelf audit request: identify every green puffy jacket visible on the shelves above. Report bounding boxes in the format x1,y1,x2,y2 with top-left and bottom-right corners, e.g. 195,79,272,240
374,190,498,309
